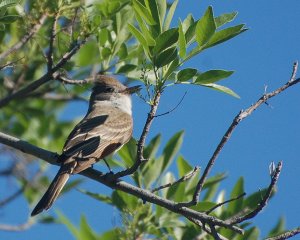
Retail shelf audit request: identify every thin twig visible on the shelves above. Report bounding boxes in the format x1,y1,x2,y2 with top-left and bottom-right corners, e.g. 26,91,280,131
0,37,88,108
226,161,282,224
177,62,300,207
0,219,34,231
152,166,200,193
0,187,25,207
206,192,246,215
0,57,25,71
154,91,187,117
0,15,47,61
265,227,300,240
47,12,59,71
113,91,161,179
56,75,93,85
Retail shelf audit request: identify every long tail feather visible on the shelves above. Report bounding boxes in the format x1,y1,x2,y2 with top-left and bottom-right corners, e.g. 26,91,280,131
31,170,69,216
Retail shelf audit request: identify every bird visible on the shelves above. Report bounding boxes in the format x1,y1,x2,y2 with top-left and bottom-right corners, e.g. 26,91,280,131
31,75,141,216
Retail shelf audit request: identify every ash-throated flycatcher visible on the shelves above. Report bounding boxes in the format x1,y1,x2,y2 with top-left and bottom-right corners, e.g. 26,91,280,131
31,75,140,216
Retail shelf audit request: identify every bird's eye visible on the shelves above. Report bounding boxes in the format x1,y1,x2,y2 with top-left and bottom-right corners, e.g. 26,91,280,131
104,87,114,93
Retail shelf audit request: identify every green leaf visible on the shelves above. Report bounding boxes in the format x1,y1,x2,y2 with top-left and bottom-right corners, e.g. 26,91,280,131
142,156,164,188
132,0,156,25
0,23,5,31
184,15,196,44
78,189,112,204
203,173,227,190
177,68,197,82
215,12,238,28
128,23,150,57
135,12,156,46
154,46,177,68
190,201,216,212
198,83,240,98
163,0,178,31
0,0,18,9
0,15,20,23
152,28,179,54
117,64,137,73
227,177,244,214
163,57,179,80
156,0,166,30
177,155,193,177
195,69,234,84
243,188,268,210
178,21,186,58
79,215,99,240
161,131,184,173
62,179,83,194
145,0,161,33
118,138,137,167
195,6,216,46
56,211,79,238
144,134,161,160
268,217,286,237
112,190,138,212
205,24,247,49
118,43,128,59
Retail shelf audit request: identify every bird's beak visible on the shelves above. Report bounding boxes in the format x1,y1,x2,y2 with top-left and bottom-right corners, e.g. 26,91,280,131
124,85,142,94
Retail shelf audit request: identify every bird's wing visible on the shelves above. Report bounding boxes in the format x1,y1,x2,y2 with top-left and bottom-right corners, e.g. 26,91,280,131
60,108,133,165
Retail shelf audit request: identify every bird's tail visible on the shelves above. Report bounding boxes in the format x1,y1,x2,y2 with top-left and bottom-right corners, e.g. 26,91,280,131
31,170,70,216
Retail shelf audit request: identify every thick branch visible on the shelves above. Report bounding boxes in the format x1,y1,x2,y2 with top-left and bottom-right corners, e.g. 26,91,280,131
0,131,243,234
0,15,47,61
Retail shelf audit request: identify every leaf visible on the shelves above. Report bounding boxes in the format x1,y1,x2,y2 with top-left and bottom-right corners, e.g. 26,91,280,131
62,179,83,193
195,6,216,46
178,21,186,58
79,215,99,240
117,64,137,73
205,24,247,49
177,155,193,177
163,57,179,80
112,190,138,212
152,28,179,54
142,156,164,188
203,173,227,190
145,0,161,33
195,69,234,84
268,217,286,237
144,134,161,160
56,211,79,238
132,0,156,25
154,46,177,68
163,0,178,31
0,0,19,9
135,12,156,46
198,83,240,98
243,188,268,210
118,138,137,167
161,131,184,173
190,201,216,212
78,189,112,204
156,0,166,30
215,12,238,28
177,68,197,82
128,23,150,56
227,177,244,214
0,15,20,23
118,43,128,59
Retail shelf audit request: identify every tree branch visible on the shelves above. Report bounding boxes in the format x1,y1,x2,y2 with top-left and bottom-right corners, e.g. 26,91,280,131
0,131,243,234
151,166,200,193
0,15,47,61
0,37,88,108
177,62,300,207
226,161,282,225
113,91,161,179
265,227,300,240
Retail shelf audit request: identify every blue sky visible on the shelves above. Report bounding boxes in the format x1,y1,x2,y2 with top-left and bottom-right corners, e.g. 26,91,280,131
2,1,300,239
